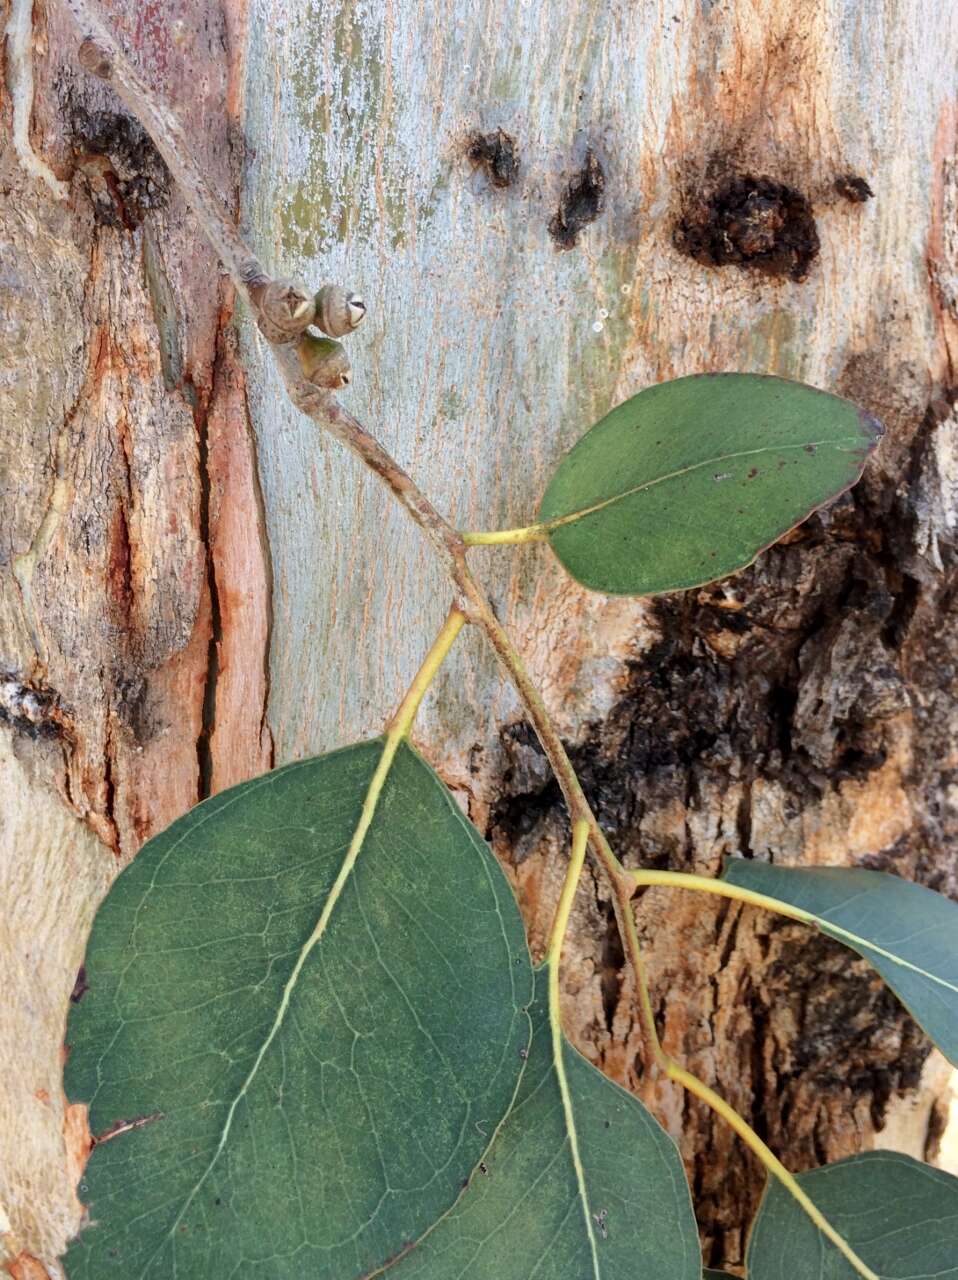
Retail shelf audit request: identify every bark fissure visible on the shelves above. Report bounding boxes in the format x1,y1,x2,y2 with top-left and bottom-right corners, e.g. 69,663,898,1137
195,363,221,803
242,361,277,774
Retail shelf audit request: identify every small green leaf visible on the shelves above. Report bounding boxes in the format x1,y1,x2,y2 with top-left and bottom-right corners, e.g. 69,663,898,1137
65,739,533,1279
722,859,958,1065
747,1152,958,1278
390,964,700,1279
538,374,882,596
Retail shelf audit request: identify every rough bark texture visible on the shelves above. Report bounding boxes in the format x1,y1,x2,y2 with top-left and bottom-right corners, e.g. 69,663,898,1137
0,0,270,1271
1,0,957,1275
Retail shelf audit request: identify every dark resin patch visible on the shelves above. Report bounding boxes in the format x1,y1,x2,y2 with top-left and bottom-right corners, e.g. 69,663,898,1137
71,966,89,1003
65,91,171,227
467,129,520,189
673,174,819,281
835,173,874,203
549,149,605,250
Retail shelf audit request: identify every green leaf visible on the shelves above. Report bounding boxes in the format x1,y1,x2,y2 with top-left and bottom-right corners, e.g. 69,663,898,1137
747,1152,958,1278
722,859,958,1065
390,964,700,1279
538,374,882,596
64,738,534,1280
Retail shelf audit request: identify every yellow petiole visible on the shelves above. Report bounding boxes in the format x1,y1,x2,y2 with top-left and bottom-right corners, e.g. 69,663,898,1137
462,525,549,546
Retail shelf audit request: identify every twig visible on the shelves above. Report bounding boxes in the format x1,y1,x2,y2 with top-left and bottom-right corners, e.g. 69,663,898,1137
64,0,656,1149
59,0,618,877
58,4,684,1104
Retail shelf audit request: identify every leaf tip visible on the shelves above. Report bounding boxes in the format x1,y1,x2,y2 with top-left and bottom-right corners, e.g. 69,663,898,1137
860,409,885,446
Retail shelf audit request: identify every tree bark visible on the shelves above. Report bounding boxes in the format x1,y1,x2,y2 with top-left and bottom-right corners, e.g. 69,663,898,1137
1,0,957,1274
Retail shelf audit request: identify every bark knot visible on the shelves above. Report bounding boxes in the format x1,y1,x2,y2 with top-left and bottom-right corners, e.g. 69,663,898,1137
467,129,520,190
673,173,820,281
549,149,605,250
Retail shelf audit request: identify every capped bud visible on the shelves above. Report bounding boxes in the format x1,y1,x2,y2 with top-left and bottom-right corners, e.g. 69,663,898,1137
296,335,351,389
249,277,315,343
314,284,366,338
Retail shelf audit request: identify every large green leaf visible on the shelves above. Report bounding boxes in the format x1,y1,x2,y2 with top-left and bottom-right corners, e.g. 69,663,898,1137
64,739,533,1279
390,964,700,1279
747,1152,958,1278
538,374,882,596
722,859,958,1065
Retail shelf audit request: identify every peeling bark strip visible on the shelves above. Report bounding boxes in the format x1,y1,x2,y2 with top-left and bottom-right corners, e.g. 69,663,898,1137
203,324,275,795
4,0,68,199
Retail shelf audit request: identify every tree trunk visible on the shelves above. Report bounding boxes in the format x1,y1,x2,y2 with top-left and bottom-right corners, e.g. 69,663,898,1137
2,0,957,1274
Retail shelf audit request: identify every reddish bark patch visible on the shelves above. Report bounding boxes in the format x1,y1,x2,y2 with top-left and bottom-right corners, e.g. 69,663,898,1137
4,1254,52,1280
106,504,133,618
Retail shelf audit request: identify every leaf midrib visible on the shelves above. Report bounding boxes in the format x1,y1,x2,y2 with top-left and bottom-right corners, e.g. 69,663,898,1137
143,733,403,1279
818,917,958,996
721,869,958,996
547,959,602,1279
543,436,867,534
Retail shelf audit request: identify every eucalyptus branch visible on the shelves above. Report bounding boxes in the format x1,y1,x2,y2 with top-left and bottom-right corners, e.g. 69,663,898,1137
60,0,622,905
61,11,885,1275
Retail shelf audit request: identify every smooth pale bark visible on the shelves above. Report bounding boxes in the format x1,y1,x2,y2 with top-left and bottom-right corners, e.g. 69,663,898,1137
1,0,957,1274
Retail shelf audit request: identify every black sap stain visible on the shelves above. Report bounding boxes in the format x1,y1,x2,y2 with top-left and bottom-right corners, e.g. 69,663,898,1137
674,173,819,281
467,128,520,189
549,149,605,250
835,173,874,204
64,86,171,227
70,966,89,1003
